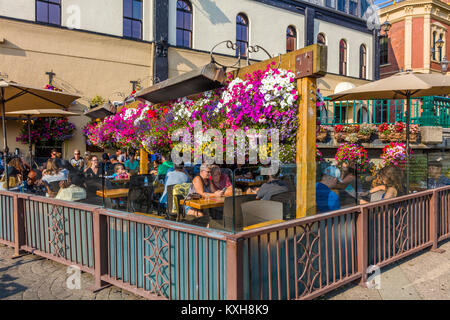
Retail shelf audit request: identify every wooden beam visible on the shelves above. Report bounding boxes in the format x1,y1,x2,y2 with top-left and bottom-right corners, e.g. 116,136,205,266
297,77,317,218
140,148,148,174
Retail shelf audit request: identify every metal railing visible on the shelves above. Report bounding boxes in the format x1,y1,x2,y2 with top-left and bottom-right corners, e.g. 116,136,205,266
320,96,450,127
0,185,449,300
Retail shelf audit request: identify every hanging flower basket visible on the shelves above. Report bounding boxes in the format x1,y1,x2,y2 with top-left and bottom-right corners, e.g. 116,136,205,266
335,143,369,172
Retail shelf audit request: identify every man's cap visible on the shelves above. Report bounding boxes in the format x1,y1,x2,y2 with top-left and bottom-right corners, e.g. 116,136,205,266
323,166,342,182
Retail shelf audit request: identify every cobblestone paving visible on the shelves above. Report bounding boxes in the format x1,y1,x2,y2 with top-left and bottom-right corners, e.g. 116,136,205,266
321,240,450,300
0,245,143,300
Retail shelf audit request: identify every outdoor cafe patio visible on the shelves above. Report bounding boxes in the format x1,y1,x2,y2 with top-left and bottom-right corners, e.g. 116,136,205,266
0,44,450,300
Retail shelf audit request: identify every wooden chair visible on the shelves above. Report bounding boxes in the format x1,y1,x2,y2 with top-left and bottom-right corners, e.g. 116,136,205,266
241,200,284,230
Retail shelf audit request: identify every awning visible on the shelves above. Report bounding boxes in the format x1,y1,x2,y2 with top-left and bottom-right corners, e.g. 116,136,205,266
136,63,227,104
84,103,116,119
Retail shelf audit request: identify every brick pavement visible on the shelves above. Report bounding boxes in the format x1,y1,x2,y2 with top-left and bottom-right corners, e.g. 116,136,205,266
0,245,143,300
321,240,450,300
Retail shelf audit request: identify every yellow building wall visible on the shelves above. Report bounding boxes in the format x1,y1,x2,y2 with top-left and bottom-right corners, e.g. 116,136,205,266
0,18,154,158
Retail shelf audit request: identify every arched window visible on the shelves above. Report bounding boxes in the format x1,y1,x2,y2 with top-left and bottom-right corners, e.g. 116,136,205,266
432,31,437,60
339,39,347,76
123,0,142,39
439,33,444,62
360,44,367,79
286,26,297,53
236,13,249,57
36,0,61,26
317,33,326,45
176,0,193,48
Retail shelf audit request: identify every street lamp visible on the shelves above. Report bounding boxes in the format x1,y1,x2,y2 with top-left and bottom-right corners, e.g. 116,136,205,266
381,20,392,34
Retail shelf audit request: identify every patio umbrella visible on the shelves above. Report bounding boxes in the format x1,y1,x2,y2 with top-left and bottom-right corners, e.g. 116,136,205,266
0,80,80,189
327,71,450,194
5,109,81,168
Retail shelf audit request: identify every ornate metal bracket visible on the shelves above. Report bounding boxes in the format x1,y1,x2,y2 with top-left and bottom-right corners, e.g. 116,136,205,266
209,40,242,69
155,37,168,57
246,44,272,65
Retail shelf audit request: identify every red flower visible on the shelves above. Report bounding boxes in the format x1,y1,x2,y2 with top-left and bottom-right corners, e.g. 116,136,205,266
335,125,343,133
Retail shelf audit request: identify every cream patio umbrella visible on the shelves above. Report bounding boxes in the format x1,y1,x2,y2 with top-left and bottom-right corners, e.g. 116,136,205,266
6,109,81,167
0,80,80,189
328,71,450,194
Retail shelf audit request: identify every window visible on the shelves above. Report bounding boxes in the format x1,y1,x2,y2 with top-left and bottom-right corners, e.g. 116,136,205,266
317,33,326,45
236,14,249,57
339,39,347,76
36,0,61,25
380,35,388,65
123,0,142,40
176,0,193,48
439,34,444,62
349,0,358,16
326,0,336,9
432,32,437,60
337,0,346,13
286,26,296,53
360,44,367,79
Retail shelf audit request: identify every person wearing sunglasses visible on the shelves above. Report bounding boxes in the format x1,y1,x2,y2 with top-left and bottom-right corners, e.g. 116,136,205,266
70,149,86,172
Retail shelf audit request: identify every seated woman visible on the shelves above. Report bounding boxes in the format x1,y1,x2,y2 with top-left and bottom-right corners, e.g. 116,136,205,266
359,165,405,204
210,165,232,197
41,158,69,197
55,175,87,202
124,152,140,175
0,166,20,190
185,164,223,217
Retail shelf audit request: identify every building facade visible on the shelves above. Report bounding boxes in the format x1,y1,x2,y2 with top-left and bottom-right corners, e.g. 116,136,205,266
0,0,376,157
379,0,450,77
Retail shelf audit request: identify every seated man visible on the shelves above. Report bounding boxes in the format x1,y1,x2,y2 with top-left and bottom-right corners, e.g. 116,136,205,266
159,164,191,206
210,165,233,197
428,160,450,189
316,166,341,213
251,171,289,200
55,175,87,202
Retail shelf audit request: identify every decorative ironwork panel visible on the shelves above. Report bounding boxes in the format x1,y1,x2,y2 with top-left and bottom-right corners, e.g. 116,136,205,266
143,225,170,297
48,204,66,258
296,222,320,298
393,206,409,255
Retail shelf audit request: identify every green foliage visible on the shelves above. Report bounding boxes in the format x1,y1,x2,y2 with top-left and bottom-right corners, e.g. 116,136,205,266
89,95,106,107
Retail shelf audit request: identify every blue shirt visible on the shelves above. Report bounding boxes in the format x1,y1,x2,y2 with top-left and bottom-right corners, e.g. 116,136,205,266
124,159,139,171
428,175,450,189
316,182,340,213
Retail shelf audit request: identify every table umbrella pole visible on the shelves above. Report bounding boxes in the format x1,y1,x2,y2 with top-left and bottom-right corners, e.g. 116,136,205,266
27,115,33,168
406,93,410,195
1,89,9,190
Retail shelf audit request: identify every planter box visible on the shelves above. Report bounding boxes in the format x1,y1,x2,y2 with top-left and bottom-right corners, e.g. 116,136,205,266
420,126,443,144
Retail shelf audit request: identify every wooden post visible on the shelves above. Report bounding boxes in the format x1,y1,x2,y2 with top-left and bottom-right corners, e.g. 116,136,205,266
430,190,445,253
140,148,148,174
296,77,317,218
226,237,243,300
92,208,111,291
12,194,26,257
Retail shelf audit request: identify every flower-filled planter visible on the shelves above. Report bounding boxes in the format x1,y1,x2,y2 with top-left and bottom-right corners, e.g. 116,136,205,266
333,124,360,143
335,143,369,172
17,117,76,144
377,122,419,143
316,125,329,142
357,123,376,142
380,142,412,168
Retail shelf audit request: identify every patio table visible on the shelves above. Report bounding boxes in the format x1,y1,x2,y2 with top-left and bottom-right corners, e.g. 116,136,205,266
180,197,226,210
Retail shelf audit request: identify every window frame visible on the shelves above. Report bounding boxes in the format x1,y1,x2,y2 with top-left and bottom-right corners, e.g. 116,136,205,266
339,39,348,76
286,26,297,53
176,0,193,48
359,44,367,79
123,0,143,40
380,34,389,65
35,0,61,26
236,13,249,57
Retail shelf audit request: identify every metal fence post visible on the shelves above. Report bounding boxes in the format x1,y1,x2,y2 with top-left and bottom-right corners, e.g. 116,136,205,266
226,237,243,300
12,195,26,257
430,190,445,253
92,208,111,291
356,207,369,285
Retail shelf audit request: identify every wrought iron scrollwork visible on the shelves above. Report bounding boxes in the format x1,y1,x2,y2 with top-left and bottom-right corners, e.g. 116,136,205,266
209,40,242,69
